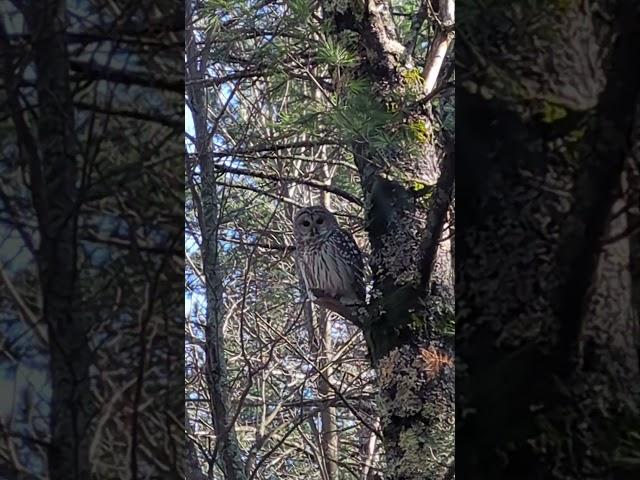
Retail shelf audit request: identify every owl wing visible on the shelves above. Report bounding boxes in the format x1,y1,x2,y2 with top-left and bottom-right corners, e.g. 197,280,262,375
336,228,366,303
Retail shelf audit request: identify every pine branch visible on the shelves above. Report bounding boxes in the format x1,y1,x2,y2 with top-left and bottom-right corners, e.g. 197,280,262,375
212,163,363,206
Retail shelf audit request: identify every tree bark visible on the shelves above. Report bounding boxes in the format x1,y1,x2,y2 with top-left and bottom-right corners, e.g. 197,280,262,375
456,2,640,477
422,0,455,94
186,2,247,477
318,164,340,480
321,1,455,478
19,2,95,478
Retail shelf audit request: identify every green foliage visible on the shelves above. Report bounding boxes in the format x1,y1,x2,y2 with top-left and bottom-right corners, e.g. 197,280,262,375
411,181,429,194
270,108,323,136
328,81,436,156
287,0,312,21
393,0,432,53
186,1,455,477
326,0,353,15
616,430,640,467
331,88,400,142
201,0,232,31
346,78,369,95
318,38,358,68
203,0,233,12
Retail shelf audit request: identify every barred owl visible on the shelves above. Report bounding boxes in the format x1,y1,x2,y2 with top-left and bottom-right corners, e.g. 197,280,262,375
293,205,365,305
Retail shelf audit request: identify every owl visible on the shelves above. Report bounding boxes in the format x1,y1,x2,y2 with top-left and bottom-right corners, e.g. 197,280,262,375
293,205,365,306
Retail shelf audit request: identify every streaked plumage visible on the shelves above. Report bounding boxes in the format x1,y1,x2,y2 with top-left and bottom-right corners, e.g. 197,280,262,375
293,205,365,305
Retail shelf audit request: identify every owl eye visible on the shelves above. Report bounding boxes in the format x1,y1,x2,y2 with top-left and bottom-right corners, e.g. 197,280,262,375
302,220,311,227
316,218,324,225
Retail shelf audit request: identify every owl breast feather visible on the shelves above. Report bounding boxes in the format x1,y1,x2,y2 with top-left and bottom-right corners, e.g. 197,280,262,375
298,230,363,302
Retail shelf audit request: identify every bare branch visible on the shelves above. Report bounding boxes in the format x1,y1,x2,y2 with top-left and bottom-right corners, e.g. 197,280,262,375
422,0,455,94
212,163,364,206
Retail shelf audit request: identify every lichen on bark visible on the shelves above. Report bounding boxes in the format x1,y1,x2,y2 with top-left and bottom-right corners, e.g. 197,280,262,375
461,0,606,114
376,344,454,479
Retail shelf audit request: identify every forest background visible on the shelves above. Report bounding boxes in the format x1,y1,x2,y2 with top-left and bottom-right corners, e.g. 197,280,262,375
185,0,455,479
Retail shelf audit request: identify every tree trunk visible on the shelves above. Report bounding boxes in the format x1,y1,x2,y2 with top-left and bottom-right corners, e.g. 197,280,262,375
318,164,340,480
321,1,455,478
22,2,94,478
318,309,339,480
186,2,247,477
356,143,455,480
456,2,640,476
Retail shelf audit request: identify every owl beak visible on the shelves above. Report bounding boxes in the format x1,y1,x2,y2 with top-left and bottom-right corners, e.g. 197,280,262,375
311,226,318,235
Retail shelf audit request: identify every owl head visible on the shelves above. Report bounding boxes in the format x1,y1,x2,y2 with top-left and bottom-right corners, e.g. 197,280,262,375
293,205,339,241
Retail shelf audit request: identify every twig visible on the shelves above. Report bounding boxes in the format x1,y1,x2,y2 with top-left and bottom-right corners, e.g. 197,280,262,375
212,163,363,206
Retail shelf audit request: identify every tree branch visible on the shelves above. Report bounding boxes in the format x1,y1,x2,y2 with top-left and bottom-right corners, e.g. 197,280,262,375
421,0,455,94
405,0,431,55
212,163,364,206
69,60,183,92
185,70,265,87
312,295,364,327
419,138,454,293
210,140,339,156
74,101,181,128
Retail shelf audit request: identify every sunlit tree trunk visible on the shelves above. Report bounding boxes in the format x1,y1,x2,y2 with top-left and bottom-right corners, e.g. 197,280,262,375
186,2,247,477
320,1,456,478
